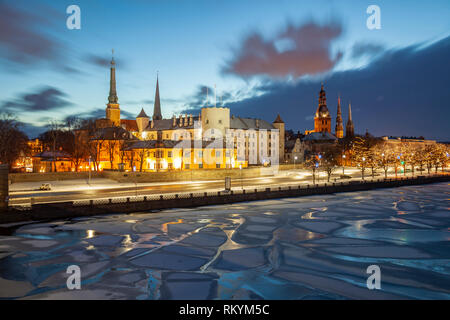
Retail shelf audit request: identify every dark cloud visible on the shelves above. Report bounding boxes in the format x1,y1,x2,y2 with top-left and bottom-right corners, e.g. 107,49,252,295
226,36,450,141
0,3,62,66
352,42,384,59
222,21,343,79
2,87,73,112
17,121,47,139
84,54,126,69
182,85,213,114
63,108,136,123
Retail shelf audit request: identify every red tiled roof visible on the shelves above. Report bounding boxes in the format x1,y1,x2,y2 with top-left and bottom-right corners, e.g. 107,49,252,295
120,119,138,131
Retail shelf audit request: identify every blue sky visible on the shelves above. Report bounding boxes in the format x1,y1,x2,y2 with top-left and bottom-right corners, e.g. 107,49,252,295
1,0,449,139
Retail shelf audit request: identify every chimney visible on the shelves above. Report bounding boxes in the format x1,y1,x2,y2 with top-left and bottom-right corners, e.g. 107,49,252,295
173,115,176,127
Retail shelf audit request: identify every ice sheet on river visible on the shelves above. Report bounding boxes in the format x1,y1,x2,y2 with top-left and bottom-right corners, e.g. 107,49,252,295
0,182,449,299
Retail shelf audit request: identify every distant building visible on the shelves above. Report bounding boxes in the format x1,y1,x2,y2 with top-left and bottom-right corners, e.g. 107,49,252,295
305,84,355,139
32,150,73,173
381,136,436,147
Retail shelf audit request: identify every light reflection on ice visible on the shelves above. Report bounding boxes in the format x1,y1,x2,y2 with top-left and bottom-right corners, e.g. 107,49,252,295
0,182,448,300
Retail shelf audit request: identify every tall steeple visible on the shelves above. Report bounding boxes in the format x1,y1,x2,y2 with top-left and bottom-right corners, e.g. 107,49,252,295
314,82,331,133
108,50,118,104
335,95,344,138
106,49,120,126
153,74,162,120
345,102,354,138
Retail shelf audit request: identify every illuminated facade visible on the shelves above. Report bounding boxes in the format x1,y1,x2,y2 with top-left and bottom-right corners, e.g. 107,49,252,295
91,56,283,172
305,84,355,139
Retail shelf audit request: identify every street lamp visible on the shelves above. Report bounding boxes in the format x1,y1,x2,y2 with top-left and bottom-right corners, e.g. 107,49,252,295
318,154,322,183
362,157,366,180
294,156,298,170
239,164,243,189
342,154,346,175
88,156,92,185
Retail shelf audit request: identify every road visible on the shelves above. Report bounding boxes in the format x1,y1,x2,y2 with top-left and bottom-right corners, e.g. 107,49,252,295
8,168,437,207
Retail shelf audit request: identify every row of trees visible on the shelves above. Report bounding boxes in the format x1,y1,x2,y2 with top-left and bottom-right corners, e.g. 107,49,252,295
305,135,449,182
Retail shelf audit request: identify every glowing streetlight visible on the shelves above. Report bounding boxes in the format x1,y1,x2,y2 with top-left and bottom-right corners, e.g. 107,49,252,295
342,154,346,175
239,164,243,189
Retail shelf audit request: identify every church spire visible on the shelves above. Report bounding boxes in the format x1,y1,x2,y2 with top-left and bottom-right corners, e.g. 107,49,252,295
335,95,344,138
108,49,118,104
346,102,354,138
153,73,162,120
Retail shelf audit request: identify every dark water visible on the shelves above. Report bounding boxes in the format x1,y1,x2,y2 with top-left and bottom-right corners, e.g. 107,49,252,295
0,182,449,299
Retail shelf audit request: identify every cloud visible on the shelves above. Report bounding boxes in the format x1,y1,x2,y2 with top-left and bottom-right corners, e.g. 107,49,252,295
63,108,136,122
84,54,126,69
0,3,62,66
17,121,47,139
351,42,384,59
225,36,450,141
2,87,73,112
181,85,213,114
222,20,343,79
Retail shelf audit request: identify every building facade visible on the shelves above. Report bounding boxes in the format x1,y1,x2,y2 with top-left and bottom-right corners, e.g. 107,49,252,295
91,57,283,172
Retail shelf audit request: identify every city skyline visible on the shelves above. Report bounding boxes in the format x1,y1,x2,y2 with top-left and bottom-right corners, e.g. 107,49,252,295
0,0,449,140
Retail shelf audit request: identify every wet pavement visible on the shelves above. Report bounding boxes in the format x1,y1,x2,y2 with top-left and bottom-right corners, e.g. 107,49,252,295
0,182,449,299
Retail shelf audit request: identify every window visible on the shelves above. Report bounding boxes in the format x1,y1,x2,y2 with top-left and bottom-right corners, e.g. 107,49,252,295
165,134,169,139
185,164,190,169
218,119,222,124
199,163,203,169
206,120,209,124
216,151,221,157
168,151,172,158
216,163,221,168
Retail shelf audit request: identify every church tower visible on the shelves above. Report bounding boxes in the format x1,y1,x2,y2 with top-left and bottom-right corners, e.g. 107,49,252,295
105,51,120,126
272,114,285,163
314,83,331,133
335,96,344,138
345,102,355,138
153,75,162,120
136,108,149,134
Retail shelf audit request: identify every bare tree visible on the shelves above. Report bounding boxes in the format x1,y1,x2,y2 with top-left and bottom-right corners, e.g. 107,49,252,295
0,113,29,168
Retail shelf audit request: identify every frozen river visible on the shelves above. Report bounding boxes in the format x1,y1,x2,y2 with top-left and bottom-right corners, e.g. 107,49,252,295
0,182,449,299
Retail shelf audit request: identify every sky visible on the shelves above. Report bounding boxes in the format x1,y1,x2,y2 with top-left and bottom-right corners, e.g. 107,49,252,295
0,0,449,140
